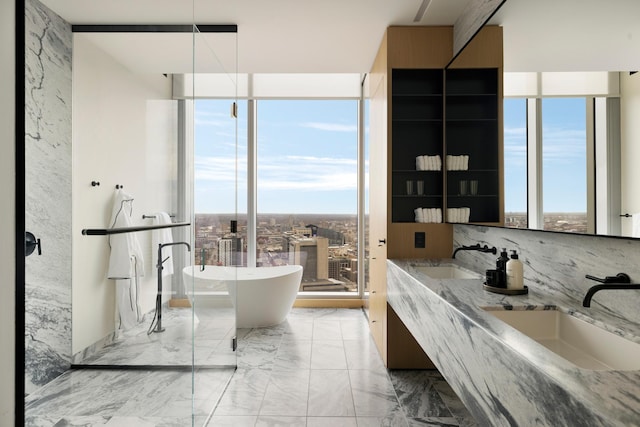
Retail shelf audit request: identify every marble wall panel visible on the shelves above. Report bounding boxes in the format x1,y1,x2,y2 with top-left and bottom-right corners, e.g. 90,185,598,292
24,0,72,394
453,225,640,326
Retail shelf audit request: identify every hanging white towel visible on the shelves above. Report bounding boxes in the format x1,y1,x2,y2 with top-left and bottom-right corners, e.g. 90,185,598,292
115,261,141,331
152,212,174,276
633,213,640,238
107,189,145,279
107,189,145,331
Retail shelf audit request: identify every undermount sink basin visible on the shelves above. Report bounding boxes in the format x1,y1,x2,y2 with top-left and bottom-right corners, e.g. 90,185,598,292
483,308,640,371
417,265,482,280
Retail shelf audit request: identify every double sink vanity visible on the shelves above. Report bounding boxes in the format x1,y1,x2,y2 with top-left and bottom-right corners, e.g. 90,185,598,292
387,259,640,426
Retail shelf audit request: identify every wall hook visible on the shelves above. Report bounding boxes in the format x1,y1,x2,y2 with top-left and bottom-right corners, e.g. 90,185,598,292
116,184,124,189
91,181,100,187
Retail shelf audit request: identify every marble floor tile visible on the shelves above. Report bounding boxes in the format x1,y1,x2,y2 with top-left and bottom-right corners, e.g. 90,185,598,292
343,338,386,371
207,415,257,426
356,412,410,427
259,369,310,416
24,307,477,427
213,368,271,416
255,415,307,426
307,416,358,426
407,417,461,427
310,340,347,369
273,340,312,370
281,319,314,341
307,370,355,417
389,370,453,418
340,318,370,341
237,341,279,369
348,369,401,417
313,319,343,340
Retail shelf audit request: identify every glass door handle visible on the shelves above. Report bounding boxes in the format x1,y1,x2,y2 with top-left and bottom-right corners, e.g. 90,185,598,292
25,231,42,256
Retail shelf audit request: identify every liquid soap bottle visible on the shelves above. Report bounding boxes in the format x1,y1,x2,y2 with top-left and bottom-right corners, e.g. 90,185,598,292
506,250,524,290
495,248,509,288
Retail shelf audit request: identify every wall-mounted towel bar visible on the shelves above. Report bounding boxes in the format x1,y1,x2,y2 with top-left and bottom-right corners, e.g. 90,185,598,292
621,214,632,218
82,222,190,236
142,214,176,219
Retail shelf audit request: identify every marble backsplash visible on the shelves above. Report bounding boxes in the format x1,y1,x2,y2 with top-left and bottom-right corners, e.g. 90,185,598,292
453,224,640,328
24,0,72,394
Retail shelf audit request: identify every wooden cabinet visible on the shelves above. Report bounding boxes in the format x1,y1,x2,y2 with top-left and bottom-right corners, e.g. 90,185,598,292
368,26,503,368
446,27,504,225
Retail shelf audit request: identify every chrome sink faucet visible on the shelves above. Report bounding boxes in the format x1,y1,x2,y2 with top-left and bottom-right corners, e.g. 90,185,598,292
583,273,640,307
452,243,497,259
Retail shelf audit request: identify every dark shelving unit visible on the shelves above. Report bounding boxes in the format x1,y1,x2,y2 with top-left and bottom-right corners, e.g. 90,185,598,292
391,69,444,223
445,68,500,223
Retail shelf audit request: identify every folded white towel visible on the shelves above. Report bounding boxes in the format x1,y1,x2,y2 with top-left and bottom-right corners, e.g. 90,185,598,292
463,155,469,170
415,208,424,223
463,207,471,223
422,208,430,223
446,155,452,171
436,208,442,223
152,212,174,276
416,156,424,171
435,155,442,171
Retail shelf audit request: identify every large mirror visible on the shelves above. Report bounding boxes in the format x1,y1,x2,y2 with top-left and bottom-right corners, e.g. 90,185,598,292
459,0,640,238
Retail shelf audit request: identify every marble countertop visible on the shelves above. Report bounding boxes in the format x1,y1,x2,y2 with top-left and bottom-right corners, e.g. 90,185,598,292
387,258,640,426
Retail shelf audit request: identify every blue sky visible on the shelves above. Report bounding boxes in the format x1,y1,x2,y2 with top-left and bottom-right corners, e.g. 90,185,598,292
196,97,586,215
504,97,586,213
194,99,361,214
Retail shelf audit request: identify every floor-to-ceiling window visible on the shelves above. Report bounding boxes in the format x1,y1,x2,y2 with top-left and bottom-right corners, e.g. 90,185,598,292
193,89,366,297
503,98,527,228
256,100,359,294
194,99,248,270
541,98,587,232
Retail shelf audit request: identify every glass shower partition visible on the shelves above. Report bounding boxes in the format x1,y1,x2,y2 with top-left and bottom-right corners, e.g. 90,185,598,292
23,1,237,423
188,23,239,425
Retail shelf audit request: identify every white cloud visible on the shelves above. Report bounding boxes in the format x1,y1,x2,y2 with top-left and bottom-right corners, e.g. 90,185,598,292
195,154,357,192
300,122,357,132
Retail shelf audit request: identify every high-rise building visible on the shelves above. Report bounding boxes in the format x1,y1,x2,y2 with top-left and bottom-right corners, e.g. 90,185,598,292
328,258,341,279
218,237,244,266
288,236,329,281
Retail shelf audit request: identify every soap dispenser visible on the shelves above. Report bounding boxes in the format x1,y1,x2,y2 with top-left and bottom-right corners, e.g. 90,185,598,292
506,250,524,290
495,248,509,288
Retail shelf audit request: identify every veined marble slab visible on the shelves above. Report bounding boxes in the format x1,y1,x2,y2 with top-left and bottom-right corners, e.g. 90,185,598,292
387,259,640,426
24,0,73,394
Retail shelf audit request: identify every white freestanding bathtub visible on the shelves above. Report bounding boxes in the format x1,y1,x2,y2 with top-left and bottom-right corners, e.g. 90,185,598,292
182,265,303,328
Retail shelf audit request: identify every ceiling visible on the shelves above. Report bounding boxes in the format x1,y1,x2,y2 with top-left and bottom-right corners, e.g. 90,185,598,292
40,0,470,74
490,0,640,72
39,0,640,74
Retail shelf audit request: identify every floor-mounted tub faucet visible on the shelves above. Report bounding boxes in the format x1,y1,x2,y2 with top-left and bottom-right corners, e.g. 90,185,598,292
583,273,640,307
149,242,191,334
452,243,497,259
